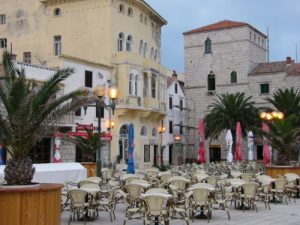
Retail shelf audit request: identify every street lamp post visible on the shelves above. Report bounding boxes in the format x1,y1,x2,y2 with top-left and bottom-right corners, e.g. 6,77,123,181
87,85,119,177
158,121,166,167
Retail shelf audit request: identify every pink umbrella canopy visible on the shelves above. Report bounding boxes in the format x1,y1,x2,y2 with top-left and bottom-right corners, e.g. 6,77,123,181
262,122,271,165
234,122,243,161
198,119,206,164
53,132,62,163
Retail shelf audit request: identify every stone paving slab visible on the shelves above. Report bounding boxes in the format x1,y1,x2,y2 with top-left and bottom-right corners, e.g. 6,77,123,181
61,200,300,225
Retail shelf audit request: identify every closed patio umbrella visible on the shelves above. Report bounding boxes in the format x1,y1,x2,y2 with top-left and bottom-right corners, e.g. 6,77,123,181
127,123,135,174
234,122,243,161
53,132,62,163
247,131,254,161
262,123,271,165
225,130,233,163
198,119,206,164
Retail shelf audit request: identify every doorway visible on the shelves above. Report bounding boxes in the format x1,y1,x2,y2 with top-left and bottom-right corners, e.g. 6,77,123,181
209,146,221,162
29,138,51,163
119,125,129,164
153,145,158,166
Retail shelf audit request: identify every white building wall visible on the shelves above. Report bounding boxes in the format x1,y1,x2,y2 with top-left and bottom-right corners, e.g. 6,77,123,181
163,80,186,165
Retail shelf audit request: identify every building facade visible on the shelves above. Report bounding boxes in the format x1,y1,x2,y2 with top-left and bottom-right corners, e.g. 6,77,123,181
0,0,169,169
161,72,187,166
184,20,300,162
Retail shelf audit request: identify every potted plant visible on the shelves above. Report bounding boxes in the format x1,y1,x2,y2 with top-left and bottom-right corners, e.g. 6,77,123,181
0,51,90,225
262,88,300,176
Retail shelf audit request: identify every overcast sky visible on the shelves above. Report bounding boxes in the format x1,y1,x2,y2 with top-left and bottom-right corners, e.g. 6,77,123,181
146,0,300,73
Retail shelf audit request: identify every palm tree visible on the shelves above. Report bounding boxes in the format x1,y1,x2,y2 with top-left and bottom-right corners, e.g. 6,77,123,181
264,116,300,165
64,129,105,162
0,52,89,185
265,88,300,118
264,88,300,165
205,92,258,147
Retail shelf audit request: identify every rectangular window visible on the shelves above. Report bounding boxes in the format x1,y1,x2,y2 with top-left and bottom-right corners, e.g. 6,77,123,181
23,52,31,64
143,73,148,97
0,38,7,48
260,83,269,94
180,99,183,111
169,97,173,109
144,145,150,162
0,14,6,25
54,35,61,56
180,122,183,135
85,70,93,88
151,75,156,98
169,120,173,134
75,107,82,117
175,83,178,94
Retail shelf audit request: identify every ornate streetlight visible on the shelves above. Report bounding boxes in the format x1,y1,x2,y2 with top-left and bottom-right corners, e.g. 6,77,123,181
158,122,166,167
86,84,119,177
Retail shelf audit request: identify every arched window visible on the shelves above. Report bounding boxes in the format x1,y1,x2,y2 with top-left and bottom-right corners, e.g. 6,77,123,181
118,32,124,51
126,35,133,52
207,72,215,91
141,126,147,136
143,42,147,58
129,73,133,95
150,47,154,60
231,71,237,83
128,7,133,16
54,8,61,16
139,40,143,55
205,38,212,54
152,128,157,137
135,75,138,95
119,4,125,13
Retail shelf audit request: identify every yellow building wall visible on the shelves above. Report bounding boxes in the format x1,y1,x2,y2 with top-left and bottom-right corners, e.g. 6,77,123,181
0,0,168,169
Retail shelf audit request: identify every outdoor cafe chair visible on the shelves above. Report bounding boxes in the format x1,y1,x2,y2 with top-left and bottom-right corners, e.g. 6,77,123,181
96,187,117,222
79,180,99,188
68,189,90,225
214,183,231,220
205,175,217,187
87,176,102,185
239,182,259,212
240,173,253,182
170,191,191,225
270,178,288,205
190,188,211,223
257,183,271,210
141,193,172,225
121,184,145,225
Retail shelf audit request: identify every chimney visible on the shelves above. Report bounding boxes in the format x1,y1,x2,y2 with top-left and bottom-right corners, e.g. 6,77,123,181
172,70,177,79
286,56,292,64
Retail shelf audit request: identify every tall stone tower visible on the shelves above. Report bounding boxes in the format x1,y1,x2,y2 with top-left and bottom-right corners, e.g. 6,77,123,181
183,20,267,161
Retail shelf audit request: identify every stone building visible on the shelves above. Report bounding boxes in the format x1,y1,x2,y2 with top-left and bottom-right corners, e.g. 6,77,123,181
0,0,169,169
184,20,300,162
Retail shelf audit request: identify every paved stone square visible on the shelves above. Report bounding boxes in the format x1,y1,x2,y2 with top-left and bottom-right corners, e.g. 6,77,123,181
61,199,300,225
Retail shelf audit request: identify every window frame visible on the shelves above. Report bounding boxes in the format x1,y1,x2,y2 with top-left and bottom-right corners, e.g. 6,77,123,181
207,73,216,91
260,83,269,94
169,96,173,109
0,14,6,25
230,71,237,84
119,4,125,13
53,35,62,56
129,73,133,95
85,70,93,88
151,75,156,98
23,52,31,64
205,38,212,54
126,35,133,52
169,120,173,134
118,32,125,52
